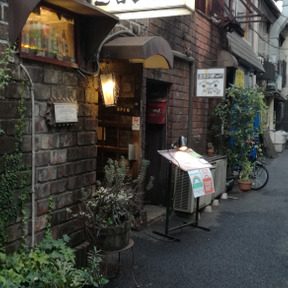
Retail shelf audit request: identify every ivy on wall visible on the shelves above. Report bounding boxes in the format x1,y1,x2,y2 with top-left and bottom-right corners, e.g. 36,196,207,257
0,47,29,248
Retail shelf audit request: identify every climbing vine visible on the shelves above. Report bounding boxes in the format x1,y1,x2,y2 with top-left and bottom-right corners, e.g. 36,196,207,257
0,46,14,89
0,47,29,248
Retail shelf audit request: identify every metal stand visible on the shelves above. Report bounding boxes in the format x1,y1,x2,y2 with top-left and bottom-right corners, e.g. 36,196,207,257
153,164,210,241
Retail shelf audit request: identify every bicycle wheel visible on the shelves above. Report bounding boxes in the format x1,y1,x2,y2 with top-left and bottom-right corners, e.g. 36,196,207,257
251,162,269,190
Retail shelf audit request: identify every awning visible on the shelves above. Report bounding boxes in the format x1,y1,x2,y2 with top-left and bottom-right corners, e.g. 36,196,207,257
265,90,287,102
217,50,238,68
8,0,118,72
227,32,265,72
101,36,174,69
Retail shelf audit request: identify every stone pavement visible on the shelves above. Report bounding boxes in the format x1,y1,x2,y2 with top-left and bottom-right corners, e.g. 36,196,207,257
106,151,288,288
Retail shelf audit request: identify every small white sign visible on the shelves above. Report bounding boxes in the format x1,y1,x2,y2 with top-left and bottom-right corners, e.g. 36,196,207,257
54,103,78,123
94,0,195,19
196,68,225,97
132,116,140,131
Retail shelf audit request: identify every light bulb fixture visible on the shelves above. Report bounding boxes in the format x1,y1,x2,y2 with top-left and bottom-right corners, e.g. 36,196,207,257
171,135,188,151
178,136,188,151
100,73,118,106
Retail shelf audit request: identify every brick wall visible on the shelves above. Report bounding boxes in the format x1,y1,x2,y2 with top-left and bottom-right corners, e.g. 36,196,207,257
2,59,99,249
139,12,221,153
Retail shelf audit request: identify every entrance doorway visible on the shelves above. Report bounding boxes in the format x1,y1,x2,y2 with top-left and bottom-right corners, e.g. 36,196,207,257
145,80,170,205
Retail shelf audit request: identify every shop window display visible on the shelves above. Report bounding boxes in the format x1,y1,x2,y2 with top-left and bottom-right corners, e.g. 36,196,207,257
21,6,76,66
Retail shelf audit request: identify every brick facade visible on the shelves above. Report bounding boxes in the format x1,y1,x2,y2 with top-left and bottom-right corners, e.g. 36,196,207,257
139,12,221,153
1,3,222,247
1,58,99,249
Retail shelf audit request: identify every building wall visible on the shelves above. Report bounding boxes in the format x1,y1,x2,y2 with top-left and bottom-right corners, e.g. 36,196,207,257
142,11,221,153
1,0,99,249
1,3,222,247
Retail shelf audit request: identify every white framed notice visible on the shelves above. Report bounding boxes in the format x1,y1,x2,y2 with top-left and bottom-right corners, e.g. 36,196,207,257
196,68,226,97
54,103,78,123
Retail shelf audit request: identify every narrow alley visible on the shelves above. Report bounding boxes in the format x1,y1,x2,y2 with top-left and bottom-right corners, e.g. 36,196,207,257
107,151,288,288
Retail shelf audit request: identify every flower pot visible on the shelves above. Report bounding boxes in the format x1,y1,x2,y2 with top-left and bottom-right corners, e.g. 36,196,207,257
96,221,131,251
238,179,252,192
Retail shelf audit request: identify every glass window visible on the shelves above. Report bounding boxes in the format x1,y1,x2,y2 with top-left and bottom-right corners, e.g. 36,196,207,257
21,6,76,65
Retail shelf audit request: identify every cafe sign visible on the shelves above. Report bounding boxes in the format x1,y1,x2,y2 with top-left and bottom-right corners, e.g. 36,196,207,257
196,68,226,97
94,0,195,19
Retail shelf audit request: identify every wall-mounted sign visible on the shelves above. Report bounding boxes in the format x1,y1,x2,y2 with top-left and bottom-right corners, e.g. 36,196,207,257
196,68,226,97
94,0,195,19
54,103,78,123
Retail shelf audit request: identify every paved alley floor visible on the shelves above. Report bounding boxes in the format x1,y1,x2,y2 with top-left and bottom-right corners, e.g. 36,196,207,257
106,151,288,288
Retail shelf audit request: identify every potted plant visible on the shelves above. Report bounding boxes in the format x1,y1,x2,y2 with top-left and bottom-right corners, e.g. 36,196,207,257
214,85,266,191
238,158,253,191
77,157,152,251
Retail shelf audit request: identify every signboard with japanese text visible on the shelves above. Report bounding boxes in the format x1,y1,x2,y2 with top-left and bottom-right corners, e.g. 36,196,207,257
94,0,195,19
196,68,226,97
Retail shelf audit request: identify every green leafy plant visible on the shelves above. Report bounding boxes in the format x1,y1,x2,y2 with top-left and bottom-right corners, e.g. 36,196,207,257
0,232,107,288
0,86,29,247
239,159,253,180
0,46,14,89
74,157,152,243
214,85,267,178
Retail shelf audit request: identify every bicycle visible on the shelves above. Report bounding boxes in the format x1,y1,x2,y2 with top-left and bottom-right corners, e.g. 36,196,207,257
250,159,269,190
226,153,269,191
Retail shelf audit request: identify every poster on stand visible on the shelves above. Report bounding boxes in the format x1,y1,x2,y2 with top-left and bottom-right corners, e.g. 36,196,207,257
188,168,215,198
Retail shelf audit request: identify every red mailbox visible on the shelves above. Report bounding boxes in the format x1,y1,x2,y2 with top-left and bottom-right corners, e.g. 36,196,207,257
146,99,167,124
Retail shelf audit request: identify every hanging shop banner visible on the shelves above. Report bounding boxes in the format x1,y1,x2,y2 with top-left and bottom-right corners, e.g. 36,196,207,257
196,68,226,97
188,168,215,198
234,69,245,88
94,0,195,19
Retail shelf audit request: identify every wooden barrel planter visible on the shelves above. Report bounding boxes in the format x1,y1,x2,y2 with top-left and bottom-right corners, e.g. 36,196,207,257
95,221,131,251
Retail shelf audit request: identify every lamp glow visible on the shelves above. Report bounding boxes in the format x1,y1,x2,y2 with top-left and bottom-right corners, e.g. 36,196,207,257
100,73,117,106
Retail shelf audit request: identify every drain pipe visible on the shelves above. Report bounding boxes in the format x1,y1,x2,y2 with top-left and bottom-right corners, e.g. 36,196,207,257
269,0,288,64
19,63,36,248
172,51,195,146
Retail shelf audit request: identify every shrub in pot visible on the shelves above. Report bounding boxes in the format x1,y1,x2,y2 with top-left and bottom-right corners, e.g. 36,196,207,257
238,159,253,191
77,157,152,251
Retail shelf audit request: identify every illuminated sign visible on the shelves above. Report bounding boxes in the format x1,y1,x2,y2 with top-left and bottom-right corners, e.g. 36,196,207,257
93,0,195,19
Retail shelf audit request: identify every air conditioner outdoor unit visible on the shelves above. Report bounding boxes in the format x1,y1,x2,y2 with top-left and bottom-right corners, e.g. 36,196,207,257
173,166,217,214
173,167,194,213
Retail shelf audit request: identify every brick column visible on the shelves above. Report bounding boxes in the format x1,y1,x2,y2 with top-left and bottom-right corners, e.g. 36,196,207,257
0,0,8,51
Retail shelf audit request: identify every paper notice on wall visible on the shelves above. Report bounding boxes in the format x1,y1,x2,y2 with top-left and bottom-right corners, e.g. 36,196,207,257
132,117,140,131
188,168,215,198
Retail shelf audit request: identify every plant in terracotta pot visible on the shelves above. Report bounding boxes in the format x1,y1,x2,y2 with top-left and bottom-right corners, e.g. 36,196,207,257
77,157,152,251
238,158,253,191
